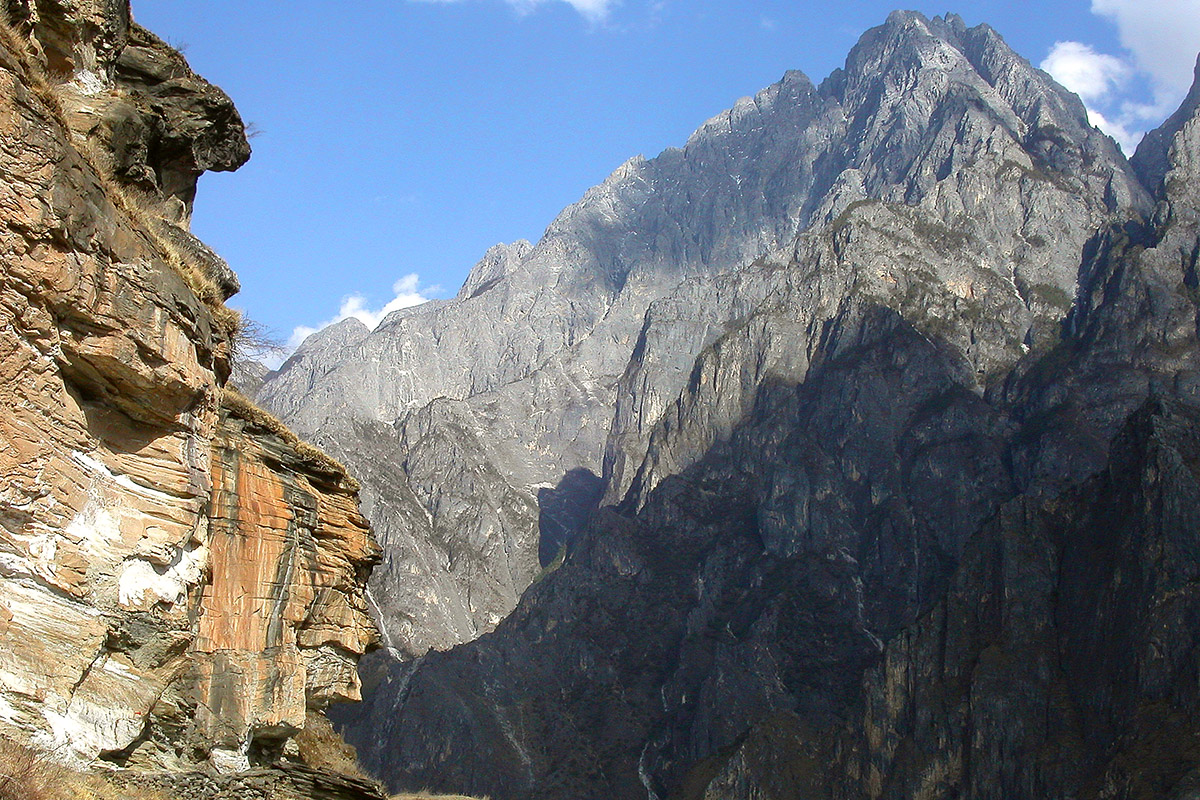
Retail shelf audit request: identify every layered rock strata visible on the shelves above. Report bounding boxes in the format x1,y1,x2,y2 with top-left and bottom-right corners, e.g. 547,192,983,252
0,0,378,776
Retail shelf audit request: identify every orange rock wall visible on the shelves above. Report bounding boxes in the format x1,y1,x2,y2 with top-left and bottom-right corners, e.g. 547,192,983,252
192,414,378,770
0,3,378,774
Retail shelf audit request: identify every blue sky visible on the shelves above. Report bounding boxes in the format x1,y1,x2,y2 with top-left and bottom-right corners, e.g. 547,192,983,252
130,1,1200,358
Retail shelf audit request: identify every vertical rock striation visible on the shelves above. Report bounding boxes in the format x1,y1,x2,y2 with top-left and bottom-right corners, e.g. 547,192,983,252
180,404,379,773
0,0,379,777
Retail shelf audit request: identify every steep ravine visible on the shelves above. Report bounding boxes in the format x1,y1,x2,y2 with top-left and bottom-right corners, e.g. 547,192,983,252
0,2,383,796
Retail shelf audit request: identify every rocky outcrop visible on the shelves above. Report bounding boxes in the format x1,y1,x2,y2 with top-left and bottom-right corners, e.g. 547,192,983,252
106,763,389,800
0,0,377,777
321,11,1200,800
5,0,250,220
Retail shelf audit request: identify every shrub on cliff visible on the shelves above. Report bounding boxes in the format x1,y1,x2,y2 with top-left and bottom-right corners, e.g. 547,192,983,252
295,709,369,778
0,739,65,800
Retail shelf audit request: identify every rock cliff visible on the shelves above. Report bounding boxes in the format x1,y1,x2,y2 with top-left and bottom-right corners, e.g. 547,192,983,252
258,11,1150,661
268,11,1200,800
0,0,378,780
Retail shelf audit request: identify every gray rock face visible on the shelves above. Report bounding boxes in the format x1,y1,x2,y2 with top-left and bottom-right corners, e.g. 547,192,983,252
258,10,1149,659
254,8,1200,798
1131,54,1200,195
336,43,1200,797
849,398,1200,800
228,356,272,396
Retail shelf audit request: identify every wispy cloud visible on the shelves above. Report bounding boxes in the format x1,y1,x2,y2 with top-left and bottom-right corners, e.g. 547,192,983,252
412,0,617,24
1092,0,1200,103
1041,0,1200,153
287,274,438,353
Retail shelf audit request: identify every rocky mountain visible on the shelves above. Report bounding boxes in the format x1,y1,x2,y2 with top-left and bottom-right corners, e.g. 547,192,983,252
260,10,1200,800
0,1,382,795
258,11,1149,662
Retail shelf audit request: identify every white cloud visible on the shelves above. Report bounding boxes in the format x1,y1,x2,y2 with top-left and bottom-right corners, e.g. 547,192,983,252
286,274,436,352
413,0,616,23
1092,0,1200,105
1042,41,1129,104
1042,41,1143,149
1041,1,1200,153
562,0,615,21
1041,41,1144,149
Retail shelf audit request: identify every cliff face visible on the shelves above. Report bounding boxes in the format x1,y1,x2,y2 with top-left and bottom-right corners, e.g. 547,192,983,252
168,403,379,773
0,0,377,776
258,11,1150,661
314,13,1200,800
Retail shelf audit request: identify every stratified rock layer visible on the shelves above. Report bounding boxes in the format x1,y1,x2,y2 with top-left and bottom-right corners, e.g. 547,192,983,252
0,0,378,776
180,407,379,772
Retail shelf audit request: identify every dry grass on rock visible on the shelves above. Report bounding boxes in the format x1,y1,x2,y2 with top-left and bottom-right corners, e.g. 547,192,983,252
0,740,172,800
220,388,361,491
295,710,370,779
0,738,68,800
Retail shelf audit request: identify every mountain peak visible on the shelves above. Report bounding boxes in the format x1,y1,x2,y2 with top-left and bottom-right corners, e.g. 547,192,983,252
1132,52,1200,196
456,240,534,301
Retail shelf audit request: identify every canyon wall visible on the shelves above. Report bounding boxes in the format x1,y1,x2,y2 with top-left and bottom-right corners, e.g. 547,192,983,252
314,15,1200,800
0,0,378,775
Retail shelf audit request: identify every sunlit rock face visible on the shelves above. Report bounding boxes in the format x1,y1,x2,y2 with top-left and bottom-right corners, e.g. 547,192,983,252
191,411,378,773
258,11,1152,662
278,12,1200,800
0,0,377,774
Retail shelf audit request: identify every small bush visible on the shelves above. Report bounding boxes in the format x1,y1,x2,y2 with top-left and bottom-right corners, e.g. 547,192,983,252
0,739,68,800
295,710,368,779
1027,282,1073,310
231,315,285,370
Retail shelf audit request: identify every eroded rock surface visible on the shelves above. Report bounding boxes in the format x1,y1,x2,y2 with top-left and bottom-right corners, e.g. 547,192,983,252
315,11,1200,800
106,763,388,800
0,0,377,776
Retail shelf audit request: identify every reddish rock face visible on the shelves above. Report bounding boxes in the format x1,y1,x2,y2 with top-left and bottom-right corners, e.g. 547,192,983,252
0,0,377,774
194,413,378,770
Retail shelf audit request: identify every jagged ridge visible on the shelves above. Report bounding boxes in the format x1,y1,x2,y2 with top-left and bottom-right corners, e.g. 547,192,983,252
259,10,1150,664
303,10,1200,800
